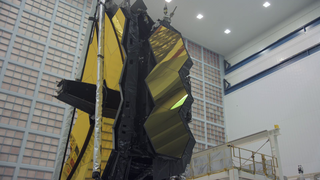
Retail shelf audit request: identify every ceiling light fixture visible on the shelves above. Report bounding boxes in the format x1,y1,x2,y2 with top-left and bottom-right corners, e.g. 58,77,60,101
165,0,171,2
224,29,231,34
263,2,270,7
197,14,203,19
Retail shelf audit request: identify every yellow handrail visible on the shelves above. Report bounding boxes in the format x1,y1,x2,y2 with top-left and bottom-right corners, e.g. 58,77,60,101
186,146,278,180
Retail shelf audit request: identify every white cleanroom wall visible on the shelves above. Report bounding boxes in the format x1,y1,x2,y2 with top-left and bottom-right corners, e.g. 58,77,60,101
225,51,320,176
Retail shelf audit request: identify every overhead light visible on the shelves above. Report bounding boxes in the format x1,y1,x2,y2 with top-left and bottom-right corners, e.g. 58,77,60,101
197,14,203,19
224,29,231,34
165,0,171,2
263,2,270,7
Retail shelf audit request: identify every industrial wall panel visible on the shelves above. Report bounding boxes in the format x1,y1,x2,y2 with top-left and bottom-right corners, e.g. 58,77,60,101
38,74,63,104
56,2,82,30
207,124,225,145
204,65,221,87
18,11,50,42
64,0,84,9
190,59,203,79
0,2,19,31
0,0,90,179
86,0,93,12
192,98,204,120
44,47,74,77
203,47,220,68
0,127,24,163
31,102,65,135
78,33,85,56
5,0,21,6
22,133,59,167
24,0,55,19
82,13,89,33
205,83,222,105
0,92,31,127
186,39,225,150
2,63,39,96
191,78,203,99
50,24,78,53
189,119,205,142
18,168,53,180
187,41,202,60
0,30,12,57
206,102,224,126
0,166,15,179
11,36,45,68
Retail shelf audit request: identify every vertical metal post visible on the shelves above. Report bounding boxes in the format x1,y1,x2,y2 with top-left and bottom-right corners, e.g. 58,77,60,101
262,154,267,176
269,130,284,180
229,169,239,180
223,149,226,170
208,153,211,175
239,148,241,170
252,152,255,174
93,0,105,178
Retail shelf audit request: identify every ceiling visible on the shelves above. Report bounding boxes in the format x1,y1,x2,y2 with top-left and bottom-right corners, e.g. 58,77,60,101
114,0,317,56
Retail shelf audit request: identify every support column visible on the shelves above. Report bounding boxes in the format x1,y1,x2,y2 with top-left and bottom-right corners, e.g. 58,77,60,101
229,168,239,180
269,128,284,180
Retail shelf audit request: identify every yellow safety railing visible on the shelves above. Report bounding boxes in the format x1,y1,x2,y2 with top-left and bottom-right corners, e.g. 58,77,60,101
186,145,278,180
232,146,278,179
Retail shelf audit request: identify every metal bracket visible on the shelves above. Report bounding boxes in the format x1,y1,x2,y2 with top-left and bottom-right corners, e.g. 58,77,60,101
224,60,231,71
224,79,231,90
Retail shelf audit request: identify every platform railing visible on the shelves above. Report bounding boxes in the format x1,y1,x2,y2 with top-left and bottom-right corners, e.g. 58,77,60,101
185,145,278,179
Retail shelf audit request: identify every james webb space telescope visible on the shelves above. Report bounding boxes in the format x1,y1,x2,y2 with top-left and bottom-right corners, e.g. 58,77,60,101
54,0,195,179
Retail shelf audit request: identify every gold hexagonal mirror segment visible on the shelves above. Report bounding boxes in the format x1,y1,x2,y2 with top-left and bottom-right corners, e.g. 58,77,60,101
145,26,190,158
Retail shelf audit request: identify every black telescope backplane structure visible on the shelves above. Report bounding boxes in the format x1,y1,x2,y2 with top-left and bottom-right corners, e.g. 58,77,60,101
55,0,195,179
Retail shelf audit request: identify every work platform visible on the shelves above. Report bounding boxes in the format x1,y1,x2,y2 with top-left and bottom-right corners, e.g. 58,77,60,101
185,128,285,180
